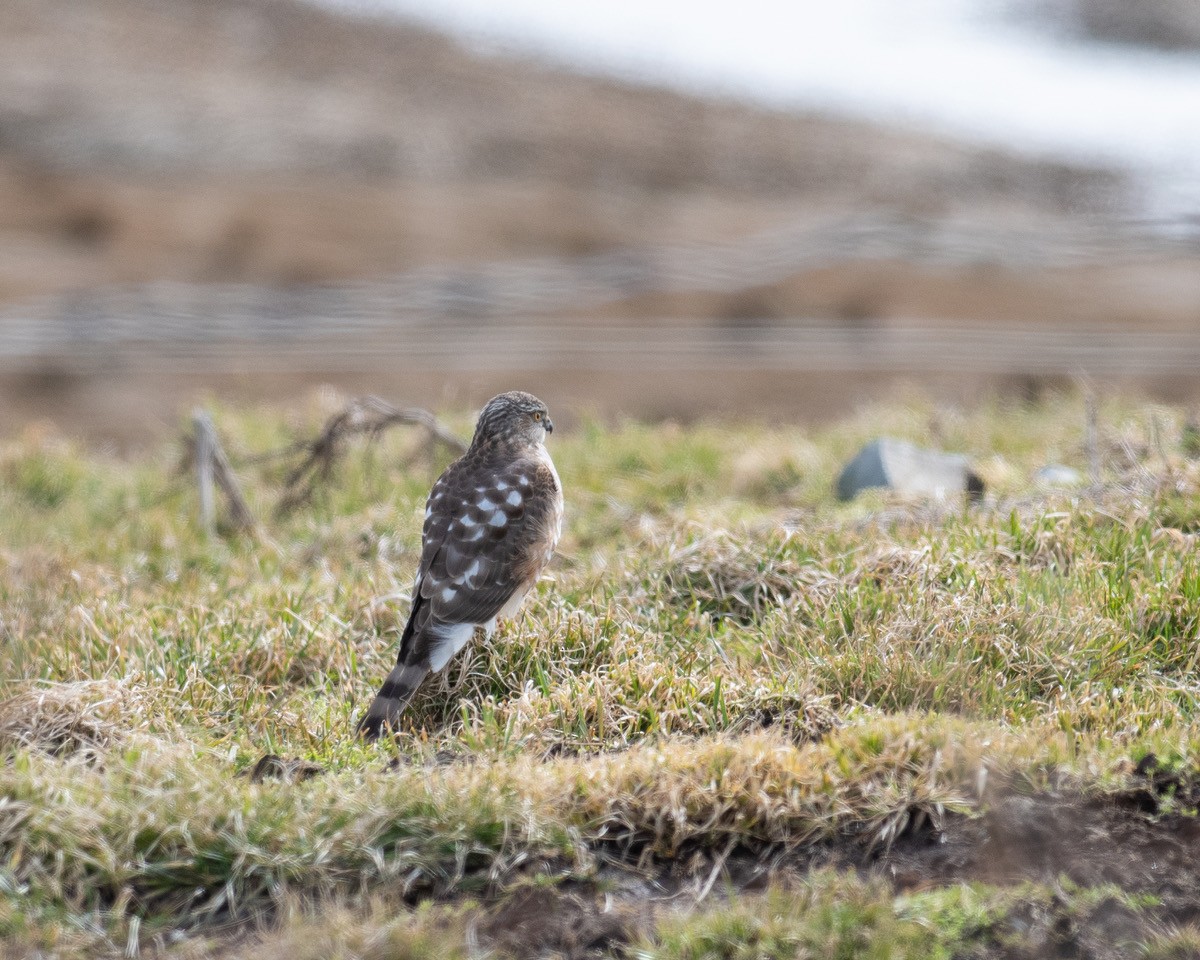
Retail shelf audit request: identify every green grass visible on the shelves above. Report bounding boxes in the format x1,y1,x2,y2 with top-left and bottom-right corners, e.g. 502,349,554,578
1,390,1199,956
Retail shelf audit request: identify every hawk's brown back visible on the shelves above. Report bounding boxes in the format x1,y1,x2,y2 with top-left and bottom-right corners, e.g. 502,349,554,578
356,438,562,739
405,447,562,659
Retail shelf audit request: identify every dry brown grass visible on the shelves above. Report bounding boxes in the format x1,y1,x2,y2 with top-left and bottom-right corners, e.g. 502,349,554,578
0,679,168,759
659,528,836,624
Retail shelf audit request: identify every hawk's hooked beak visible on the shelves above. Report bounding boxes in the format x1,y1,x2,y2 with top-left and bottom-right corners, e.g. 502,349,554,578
543,417,554,434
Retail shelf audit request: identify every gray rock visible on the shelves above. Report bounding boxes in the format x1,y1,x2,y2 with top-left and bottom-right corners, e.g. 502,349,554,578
836,438,984,502
1035,464,1084,488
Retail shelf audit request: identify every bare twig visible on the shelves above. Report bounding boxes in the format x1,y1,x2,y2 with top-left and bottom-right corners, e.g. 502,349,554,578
193,409,216,537
192,410,256,534
1084,384,1101,484
275,396,467,518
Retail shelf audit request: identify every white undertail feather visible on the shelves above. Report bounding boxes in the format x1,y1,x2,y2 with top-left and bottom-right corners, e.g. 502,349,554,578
426,621,476,672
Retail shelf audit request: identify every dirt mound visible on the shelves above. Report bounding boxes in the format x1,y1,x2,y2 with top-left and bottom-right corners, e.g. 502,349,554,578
453,779,1200,960
478,886,648,960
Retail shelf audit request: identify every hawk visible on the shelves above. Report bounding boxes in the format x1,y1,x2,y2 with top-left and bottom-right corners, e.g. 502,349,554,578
357,391,563,740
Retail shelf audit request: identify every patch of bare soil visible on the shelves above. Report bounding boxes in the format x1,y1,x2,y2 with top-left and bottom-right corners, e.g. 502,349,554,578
879,763,1200,916
476,767,1200,959
849,769,1200,957
211,759,1200,959
477,886,651,960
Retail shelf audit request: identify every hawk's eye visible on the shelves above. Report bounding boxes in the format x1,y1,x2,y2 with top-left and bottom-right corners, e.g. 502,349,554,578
532,412,543,421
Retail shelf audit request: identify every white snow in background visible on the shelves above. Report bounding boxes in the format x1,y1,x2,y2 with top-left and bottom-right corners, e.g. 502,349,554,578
331,0,1200,217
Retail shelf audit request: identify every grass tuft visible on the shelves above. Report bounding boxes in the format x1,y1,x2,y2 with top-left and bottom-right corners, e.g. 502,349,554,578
0,679,169,759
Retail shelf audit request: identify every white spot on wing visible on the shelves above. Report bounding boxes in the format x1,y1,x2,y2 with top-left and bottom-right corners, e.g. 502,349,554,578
505,489,522,507
488,510,507,527
458,558,482,587
466,527,485,541
460,515,476,528
495,480,508,491
478,497,496,511
440,586,457,603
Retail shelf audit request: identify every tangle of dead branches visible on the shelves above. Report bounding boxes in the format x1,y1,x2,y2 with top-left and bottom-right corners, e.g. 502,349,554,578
274,396,467,518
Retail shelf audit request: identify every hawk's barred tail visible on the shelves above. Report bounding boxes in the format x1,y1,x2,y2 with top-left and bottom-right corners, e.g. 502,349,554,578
356,661,429,740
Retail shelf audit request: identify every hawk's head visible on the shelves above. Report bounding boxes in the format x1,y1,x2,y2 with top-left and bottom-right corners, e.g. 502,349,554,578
472,391,554,450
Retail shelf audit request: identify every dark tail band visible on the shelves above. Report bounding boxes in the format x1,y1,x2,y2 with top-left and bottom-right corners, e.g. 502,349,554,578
356,661,429,740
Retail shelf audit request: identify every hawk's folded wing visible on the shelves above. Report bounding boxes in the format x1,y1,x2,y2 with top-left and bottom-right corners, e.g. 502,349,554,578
357,452,561,739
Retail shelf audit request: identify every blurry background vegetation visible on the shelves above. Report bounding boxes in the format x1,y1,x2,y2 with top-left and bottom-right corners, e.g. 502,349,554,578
0,0,1197,440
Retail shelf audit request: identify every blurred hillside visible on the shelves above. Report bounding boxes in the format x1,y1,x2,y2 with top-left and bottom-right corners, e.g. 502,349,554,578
0,0,1122,301
0,0,1197,436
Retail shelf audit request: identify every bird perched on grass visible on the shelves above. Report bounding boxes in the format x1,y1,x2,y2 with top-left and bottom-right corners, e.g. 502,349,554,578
357,391,563,740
